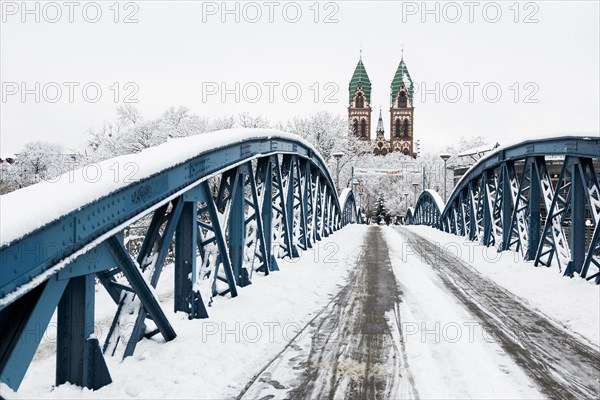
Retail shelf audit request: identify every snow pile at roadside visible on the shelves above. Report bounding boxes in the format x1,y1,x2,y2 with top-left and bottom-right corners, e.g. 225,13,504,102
0,129,317,246
5,225,367,399
405,225,600,348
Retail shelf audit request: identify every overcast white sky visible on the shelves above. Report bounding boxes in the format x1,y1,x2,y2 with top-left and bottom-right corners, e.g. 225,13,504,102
1,0,599,155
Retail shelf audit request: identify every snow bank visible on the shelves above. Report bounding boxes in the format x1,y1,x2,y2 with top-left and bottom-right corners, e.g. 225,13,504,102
0,129,319,246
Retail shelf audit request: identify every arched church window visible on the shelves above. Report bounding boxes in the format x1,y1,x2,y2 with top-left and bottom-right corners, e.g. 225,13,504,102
356,93,364,108
398,91,407,108
403,119,410,137
353,119,358,135
361,119,366,137
395,119,401,138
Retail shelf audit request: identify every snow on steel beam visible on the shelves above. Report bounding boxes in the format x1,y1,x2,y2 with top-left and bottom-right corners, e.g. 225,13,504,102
0,129,360,394
0,130,341,306
407,136,600,284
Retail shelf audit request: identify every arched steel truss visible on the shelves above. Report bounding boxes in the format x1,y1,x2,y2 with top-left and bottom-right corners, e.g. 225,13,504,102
0,133,357,392
405,190,443,228
339,188,360,225
408,136,600,284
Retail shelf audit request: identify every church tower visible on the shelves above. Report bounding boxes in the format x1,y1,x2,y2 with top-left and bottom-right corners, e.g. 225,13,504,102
373,109,391,155
348,54,372,141
389,53,415,156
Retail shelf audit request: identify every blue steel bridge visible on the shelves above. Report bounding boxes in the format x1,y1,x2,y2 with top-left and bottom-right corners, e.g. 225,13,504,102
0,132,598,393
406,136,600,283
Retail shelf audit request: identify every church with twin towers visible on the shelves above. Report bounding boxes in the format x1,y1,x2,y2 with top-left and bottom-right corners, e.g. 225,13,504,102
348,52,416,157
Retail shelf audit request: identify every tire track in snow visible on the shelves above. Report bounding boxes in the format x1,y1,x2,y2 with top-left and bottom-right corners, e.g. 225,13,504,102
397,227,600,400
237,226,418,400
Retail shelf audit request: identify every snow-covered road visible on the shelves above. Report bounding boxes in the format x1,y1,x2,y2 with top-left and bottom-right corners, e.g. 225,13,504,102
6,224,599,399
387,227,599,399
238,226,419,399
238,225,599,399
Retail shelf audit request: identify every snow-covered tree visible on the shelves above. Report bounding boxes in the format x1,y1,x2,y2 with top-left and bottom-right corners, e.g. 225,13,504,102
236,112,270,129
160,106,209,138
0,162,18,194
117,104,143,126
1,141,66,191
285,111,356,162
85,121,127,161
209,116,236,131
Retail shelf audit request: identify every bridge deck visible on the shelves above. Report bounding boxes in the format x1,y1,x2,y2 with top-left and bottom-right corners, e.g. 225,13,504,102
12,225,599,399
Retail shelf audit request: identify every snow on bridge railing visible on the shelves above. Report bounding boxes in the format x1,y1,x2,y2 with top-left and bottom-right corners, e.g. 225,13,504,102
407,135,600,285
0,128,358,392
407,189,444,228
338,187,359,224
1,129,322,246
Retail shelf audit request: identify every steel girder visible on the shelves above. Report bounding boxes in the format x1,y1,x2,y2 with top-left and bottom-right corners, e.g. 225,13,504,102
411,191,443,229
0,136,357,392
406,136,600,284
342,192,358,225
405,207,414,224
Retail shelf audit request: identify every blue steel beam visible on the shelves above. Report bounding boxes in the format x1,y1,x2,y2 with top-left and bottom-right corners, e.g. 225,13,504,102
408,136,600,284
56,274,111,389
243,161,269,276
274,156,295,258
228,168,249,286
568,160,586,276
192,181,238,297
0,136,340,305
295,158,309,250
0,276,68,390
0,132,358,393
174,200,207,318
527,159,541,261
257,157,277,271
105,237,177,342
442,137,600,214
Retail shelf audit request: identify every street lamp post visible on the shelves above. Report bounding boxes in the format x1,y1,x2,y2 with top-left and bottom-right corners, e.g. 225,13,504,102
439,153,451,202
412,182,419,205
403,192,409,224
332,152,345,193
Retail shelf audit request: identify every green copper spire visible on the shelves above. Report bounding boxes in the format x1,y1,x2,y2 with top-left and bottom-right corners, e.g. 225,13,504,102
376,109,384,135
349,56,372,105
390,52,414,105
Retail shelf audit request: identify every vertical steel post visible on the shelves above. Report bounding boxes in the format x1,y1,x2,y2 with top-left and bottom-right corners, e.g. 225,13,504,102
174,201,207,317
351,166,354,198
229,170,250,285
482,173,492,245
443,159,448,202
261,160,277,271
284,157,299,257
527,160,541,261
303,161,313,247
501,165,512,249
569,161,585,275
57,274,111,389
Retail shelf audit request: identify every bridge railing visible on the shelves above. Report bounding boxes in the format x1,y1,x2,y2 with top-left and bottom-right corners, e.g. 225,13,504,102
406,190,444,229
0,129,357,392
407,136,600,285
